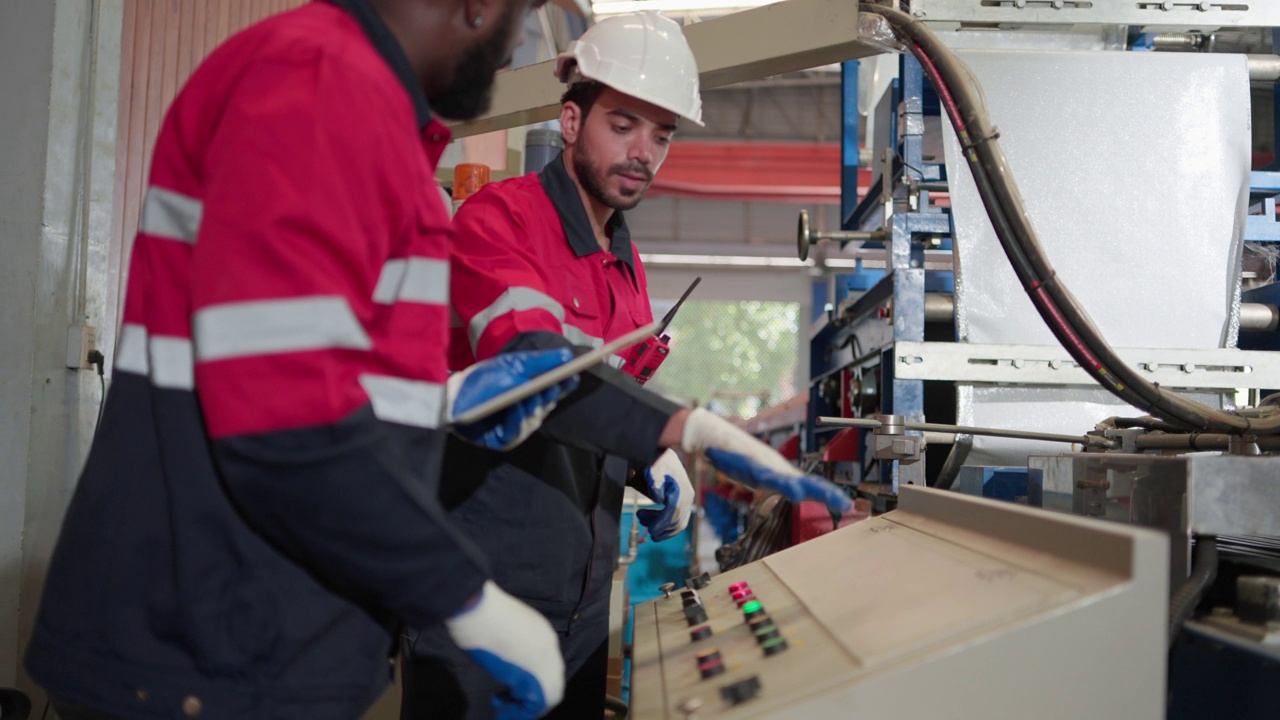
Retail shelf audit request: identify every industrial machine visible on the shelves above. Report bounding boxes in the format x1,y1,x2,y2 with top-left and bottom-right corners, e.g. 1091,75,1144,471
794,5,1280,717
630,486,1168,719
463,1,1280,716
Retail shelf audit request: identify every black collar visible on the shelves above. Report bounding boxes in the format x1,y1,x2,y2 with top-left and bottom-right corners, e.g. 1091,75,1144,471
539,152,634,270
327,0,432,129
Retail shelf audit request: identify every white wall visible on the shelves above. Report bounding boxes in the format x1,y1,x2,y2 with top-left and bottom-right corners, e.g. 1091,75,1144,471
0,0,122,695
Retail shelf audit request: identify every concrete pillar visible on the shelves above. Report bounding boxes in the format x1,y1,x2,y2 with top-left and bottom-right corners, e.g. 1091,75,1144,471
0,0,123,697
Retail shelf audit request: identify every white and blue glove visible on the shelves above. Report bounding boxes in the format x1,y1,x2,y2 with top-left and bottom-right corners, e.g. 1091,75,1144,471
636,449,694,542
681,408,851,513
447,349,580,451
445,581,566,720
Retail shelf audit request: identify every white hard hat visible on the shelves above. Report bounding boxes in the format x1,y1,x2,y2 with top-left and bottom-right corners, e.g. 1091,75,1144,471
555,11,703,126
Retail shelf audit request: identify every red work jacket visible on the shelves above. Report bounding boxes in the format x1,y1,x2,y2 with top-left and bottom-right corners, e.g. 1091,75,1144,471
25,2,488,716
442,154,670,628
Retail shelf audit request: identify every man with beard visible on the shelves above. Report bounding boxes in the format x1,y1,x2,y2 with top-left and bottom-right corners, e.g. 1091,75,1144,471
22,1,583,718
401,12,852,719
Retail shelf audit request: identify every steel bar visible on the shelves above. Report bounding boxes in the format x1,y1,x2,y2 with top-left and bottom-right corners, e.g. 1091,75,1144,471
924,293,953,323
1249,54,1280,83
1240,303,1279,332
816,416,1112,447
1133,433,1280,452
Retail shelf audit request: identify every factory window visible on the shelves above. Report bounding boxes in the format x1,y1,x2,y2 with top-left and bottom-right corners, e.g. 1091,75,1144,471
647,300,800,418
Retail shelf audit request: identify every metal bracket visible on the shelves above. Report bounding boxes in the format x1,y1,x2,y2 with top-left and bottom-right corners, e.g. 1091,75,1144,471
893,341,1280,390
910,0,1280,30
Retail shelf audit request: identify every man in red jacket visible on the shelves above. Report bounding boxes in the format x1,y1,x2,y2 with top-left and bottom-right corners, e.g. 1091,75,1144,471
24,1,585,719
402,12,852,719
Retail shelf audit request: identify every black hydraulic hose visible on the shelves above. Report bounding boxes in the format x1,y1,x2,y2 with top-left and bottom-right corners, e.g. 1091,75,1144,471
860,3,1266,435
1108,416,1188,433
1167,537,1218,648
869,6,1199,426
864,5,1160,415
902,6,1255,433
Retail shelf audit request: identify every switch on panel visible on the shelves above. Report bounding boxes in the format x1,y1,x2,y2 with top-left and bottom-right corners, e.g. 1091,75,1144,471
720,675,762,706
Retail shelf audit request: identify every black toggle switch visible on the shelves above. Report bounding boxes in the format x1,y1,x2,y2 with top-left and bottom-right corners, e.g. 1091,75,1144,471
684,604,708,626
687,572,712,590
720,675,762,705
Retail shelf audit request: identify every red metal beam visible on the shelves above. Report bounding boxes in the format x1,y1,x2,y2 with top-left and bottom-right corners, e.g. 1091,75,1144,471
649,141,868,204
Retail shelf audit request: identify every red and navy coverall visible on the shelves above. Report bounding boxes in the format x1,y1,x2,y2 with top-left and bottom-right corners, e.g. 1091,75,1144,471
25,2,492,718
401,154,679,719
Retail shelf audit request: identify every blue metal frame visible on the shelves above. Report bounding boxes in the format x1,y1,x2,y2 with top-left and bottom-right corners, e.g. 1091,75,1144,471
808,52,956,493
1248,173,1280,243
841,60,860,225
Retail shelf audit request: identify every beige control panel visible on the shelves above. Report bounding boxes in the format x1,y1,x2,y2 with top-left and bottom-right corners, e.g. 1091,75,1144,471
630,486,1169,719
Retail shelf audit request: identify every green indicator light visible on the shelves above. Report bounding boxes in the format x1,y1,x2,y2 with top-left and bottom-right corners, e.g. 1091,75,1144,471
761,636,786,648
742,600,762,614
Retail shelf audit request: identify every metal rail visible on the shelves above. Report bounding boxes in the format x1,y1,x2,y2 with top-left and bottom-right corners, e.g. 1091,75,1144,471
817,415,1115,448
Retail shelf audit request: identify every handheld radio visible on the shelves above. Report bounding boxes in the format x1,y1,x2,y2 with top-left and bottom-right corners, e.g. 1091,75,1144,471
622,277,701,385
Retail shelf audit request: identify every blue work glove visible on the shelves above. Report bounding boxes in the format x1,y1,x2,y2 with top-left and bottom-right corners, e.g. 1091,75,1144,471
445,581,566,720
680,408,851,513
446,349,580,451
636,449,694,542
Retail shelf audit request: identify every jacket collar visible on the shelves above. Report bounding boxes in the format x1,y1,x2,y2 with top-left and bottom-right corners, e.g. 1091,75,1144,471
538,151,634,270
327,0,432,129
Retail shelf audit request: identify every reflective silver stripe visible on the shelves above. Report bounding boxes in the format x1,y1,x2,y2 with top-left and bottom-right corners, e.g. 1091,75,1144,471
398,258,449,304
139,187,203,243
374,259,447,305
359,374,445,428
115,323,149,375
113,324,194,390
606,355,626,369
469,287,565,352
149,335,194,390
372,261,407,304
194,296,371,361
562,323,603,349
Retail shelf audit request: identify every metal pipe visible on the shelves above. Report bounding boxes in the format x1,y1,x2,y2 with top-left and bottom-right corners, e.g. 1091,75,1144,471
797,208,884,261
835,294,1258,327
619,503,641,566
1132,433,1280,451
1240,303,1280,332
816,416,1114,448
924,293,954,323
1248,54,1280,83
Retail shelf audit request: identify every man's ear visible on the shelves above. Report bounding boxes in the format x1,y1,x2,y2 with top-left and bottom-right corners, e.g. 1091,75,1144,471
464,0,506,30
559,102,583,145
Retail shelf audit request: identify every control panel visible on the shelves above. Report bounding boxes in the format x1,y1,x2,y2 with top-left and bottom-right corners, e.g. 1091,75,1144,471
629,486,1169,719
